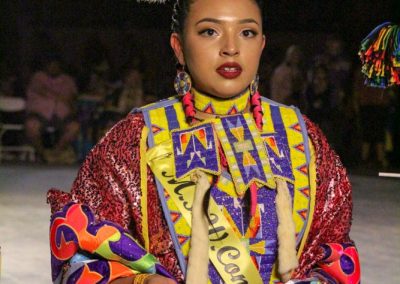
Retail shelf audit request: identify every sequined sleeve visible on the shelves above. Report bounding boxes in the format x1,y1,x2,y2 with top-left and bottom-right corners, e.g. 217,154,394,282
47,113,184,283
292,117,360,283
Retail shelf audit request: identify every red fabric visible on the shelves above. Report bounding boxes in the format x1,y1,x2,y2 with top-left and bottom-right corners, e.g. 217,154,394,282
47,112,355,283
292,116,354,280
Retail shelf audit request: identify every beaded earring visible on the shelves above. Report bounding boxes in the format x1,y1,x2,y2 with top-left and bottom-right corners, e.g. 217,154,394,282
175,65,196,123
174,66,192,96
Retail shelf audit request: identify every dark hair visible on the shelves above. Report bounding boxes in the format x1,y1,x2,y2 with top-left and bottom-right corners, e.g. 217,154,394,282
171,0,265,35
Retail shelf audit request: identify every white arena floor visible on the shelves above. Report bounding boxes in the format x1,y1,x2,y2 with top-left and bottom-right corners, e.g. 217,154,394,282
0,164,399,283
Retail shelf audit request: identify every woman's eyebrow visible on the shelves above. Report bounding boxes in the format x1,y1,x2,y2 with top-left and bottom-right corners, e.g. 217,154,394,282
238,18,259,25
195,18,221,25
196,18,259,26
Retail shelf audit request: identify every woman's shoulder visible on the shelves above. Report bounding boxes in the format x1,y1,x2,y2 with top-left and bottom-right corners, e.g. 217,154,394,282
97,96,180,148
98,112,146,147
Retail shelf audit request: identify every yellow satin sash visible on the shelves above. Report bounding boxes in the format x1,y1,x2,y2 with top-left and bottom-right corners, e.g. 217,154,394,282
146,141,263,284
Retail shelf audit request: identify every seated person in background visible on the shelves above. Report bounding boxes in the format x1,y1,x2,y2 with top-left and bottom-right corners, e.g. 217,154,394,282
75,59,119,157
97,65,144,138
25,55,79,164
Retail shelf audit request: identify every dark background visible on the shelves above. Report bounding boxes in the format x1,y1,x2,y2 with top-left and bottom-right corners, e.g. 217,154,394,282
0,1,399,168
1,1,399,90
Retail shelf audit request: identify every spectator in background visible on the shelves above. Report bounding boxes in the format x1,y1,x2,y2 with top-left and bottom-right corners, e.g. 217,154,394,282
313,35,351,108
85,59,117,101
78,34,116,93
313,36,352,162
97,65,145,138
304,64,336,146
270,45,306,108
25,55,79,164
75,55,118,160
110,65,144,114
354,70,390,168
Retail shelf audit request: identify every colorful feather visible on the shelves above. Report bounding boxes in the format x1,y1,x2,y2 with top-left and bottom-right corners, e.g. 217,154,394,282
359,22,400,88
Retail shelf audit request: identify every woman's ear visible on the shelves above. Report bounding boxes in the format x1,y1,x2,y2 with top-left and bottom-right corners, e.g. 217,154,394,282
262,34,266,50
170,33,186,65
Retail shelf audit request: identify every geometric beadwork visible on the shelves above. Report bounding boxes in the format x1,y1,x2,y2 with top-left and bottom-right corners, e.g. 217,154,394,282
297,164,308,176
297,209,308,220
171,122,220,179
290,122,302,133
261,133,294,181
193,88,250,115
215,114,275,195
299,187,310,198
174,71,191,96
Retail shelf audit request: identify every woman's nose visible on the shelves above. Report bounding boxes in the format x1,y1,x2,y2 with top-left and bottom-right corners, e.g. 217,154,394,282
220,35,240,57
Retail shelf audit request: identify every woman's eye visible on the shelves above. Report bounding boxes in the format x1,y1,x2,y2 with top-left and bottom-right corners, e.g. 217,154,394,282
199,29,217,37
242,29,257,38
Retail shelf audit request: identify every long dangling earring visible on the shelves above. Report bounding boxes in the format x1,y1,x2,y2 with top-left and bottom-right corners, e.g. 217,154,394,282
175,65,196,123
250,75,264,130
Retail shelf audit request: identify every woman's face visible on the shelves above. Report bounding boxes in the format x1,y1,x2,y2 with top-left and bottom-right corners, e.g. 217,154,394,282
171,0,265,99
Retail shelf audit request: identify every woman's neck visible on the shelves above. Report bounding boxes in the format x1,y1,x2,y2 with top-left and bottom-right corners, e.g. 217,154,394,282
192,88,250,116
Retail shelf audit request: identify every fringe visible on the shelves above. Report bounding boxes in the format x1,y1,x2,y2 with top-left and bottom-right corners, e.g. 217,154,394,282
186,170,210,284
275,178,299,282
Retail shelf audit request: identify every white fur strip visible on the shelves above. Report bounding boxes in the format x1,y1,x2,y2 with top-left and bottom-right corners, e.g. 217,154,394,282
275,178,299,282
186,171,210,284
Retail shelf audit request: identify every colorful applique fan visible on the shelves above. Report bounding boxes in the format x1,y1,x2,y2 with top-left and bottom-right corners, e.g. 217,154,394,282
359,22,400,88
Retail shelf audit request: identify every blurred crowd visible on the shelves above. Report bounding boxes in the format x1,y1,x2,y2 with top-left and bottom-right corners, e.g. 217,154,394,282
0,35,399,169
0,49,154,164
267,36,400,170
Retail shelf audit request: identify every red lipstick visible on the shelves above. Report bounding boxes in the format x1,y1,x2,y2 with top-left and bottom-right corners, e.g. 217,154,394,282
216,62,242,79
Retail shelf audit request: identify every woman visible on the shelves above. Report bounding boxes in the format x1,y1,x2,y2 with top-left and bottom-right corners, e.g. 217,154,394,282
48,0,360,283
